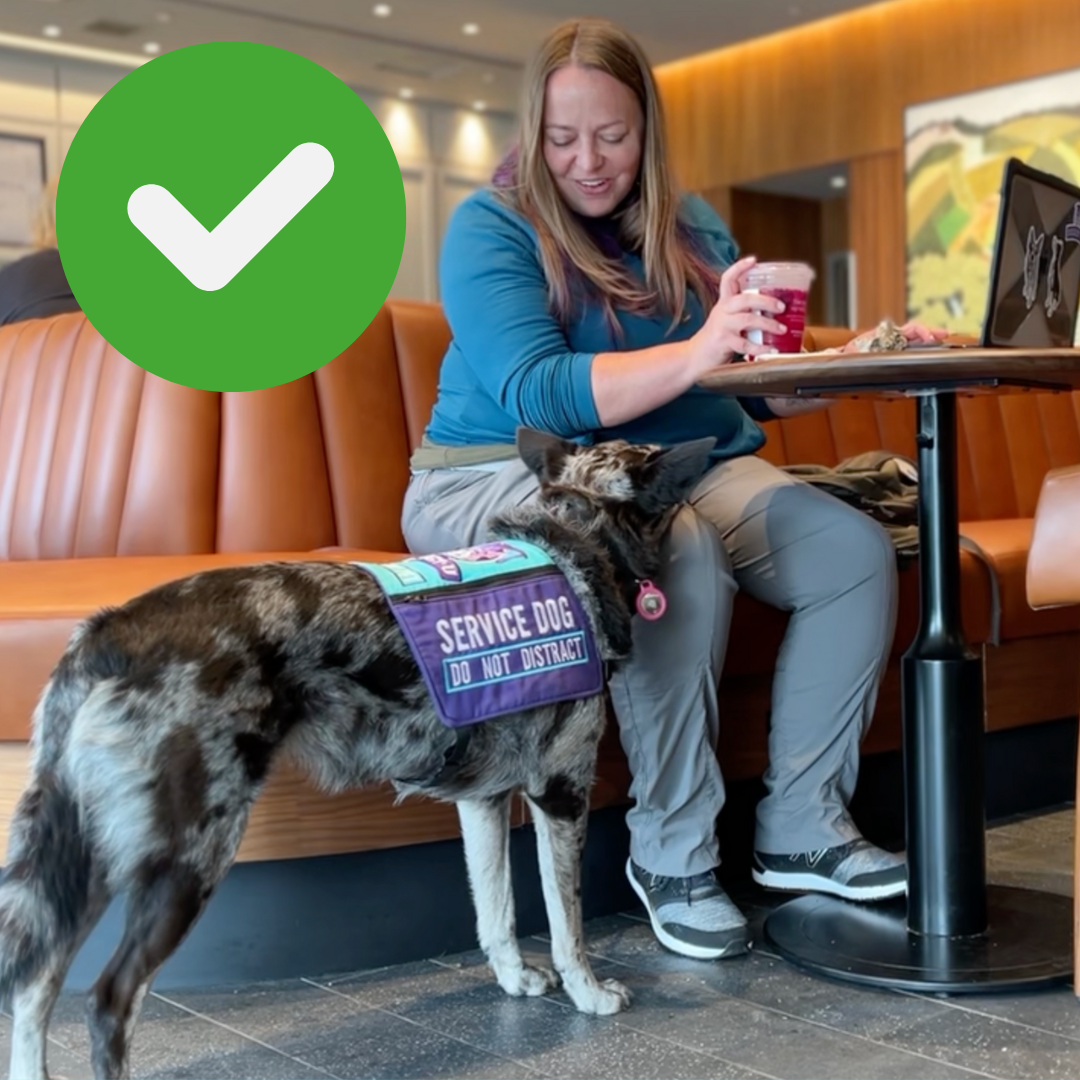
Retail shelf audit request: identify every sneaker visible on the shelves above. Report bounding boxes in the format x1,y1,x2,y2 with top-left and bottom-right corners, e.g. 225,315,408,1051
626,858,750,960
752,838,906,901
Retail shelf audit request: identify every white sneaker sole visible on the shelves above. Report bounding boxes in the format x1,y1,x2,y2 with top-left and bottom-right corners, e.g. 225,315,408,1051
625,859,749,960
752,866,907,902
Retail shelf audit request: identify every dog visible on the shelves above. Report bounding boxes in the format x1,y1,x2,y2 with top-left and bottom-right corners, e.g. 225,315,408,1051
0,426,715,1080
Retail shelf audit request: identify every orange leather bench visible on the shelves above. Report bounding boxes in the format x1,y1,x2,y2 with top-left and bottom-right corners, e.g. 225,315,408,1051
0,306,1075,864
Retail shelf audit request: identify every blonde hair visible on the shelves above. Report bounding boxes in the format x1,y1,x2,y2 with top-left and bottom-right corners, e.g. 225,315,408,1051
31,176,59,249
493,18,719,329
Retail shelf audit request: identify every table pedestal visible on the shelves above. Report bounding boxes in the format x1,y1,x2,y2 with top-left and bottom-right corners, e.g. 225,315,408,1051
763,390,1073,992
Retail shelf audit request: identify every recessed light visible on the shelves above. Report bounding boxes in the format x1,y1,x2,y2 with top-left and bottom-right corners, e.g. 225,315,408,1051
472,100,486,112
399,87,414,99
42,24,62,38
789,4,802,13
829,174,848,190
143,41,161,54
481,72,495,84
462,22,480,35
156,12,172,23
373,3,391,15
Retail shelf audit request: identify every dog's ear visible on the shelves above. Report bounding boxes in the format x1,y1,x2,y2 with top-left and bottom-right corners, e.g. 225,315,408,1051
516,427,578,483
635,437,716,513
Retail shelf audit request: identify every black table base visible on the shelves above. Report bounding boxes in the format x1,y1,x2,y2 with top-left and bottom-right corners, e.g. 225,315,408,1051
763,886,1073,993
762,390,1074,992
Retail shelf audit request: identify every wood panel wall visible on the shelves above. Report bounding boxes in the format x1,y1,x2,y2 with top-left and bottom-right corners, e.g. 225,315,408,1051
848,150,907,326
656,0,1080,192
729,189,827,324
656,0,1080,328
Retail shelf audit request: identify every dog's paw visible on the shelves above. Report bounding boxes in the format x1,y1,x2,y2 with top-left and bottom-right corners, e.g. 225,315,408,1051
569,976,632,1015
496,962,561,997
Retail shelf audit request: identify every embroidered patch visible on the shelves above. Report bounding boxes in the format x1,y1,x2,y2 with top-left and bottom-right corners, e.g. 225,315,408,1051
357,542,605,728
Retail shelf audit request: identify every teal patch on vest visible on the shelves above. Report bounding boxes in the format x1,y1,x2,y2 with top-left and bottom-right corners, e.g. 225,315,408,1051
358,540,556,596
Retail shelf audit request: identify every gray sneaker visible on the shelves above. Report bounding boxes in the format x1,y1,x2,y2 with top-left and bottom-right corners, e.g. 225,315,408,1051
752,838,906,901
626,859,750,960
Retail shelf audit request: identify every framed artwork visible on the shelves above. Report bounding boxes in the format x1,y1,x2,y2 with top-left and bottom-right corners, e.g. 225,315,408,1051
0,133,46,246
904,66,1080,341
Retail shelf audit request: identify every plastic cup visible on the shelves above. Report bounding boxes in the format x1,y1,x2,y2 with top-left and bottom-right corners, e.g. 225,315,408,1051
742,261,816,350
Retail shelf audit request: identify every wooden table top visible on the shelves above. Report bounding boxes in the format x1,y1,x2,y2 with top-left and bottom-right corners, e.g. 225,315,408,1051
696,346,1080,398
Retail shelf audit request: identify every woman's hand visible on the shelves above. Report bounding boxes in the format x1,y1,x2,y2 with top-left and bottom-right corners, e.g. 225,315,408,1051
897,320,950,345
689,257,790,375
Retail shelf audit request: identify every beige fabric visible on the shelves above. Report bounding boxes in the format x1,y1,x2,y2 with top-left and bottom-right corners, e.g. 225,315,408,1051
1028,464,1080,610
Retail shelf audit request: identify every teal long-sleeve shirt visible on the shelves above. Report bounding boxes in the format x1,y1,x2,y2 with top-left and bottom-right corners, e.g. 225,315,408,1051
422,187,769,460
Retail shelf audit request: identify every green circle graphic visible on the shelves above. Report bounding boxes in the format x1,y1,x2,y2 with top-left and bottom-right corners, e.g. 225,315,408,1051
57,41,405,391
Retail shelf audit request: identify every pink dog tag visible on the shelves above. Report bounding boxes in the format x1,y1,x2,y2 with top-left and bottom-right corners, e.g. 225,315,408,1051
635,580,667,620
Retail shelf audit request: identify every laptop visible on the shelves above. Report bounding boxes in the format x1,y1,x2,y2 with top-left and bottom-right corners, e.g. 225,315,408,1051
978,157,1080,349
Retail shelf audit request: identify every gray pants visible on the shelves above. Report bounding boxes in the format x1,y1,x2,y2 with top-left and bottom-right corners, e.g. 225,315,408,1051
401,453,898,878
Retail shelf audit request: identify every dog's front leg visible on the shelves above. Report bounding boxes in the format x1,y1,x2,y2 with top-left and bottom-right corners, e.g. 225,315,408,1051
525,788,631,1016
457,795,560,997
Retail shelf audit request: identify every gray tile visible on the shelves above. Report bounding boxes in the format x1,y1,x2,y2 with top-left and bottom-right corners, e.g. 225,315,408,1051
138,1044,333,1079
317,957,513,1005
932,987,1080,1043
867,1005,1080,1079
261,1006,538,1080
156,979,375,1044
35,991,326,1080
599,969,981,1080
512,1022,769,1080
166,981,536,1080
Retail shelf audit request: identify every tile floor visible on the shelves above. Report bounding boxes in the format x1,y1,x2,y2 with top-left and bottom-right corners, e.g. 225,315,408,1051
6,808,1078,1080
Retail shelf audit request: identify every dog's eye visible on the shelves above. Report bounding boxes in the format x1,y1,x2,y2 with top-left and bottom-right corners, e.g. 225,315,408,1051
553,491,594,524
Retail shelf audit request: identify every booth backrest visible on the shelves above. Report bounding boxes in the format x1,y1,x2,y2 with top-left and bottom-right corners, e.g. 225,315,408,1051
4,304,1080,567
213,306,412,554
0,313,219,561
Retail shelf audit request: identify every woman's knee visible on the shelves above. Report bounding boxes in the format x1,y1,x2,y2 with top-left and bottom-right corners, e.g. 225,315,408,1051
652,505,738,631
664,505,734,584
817,499,898,601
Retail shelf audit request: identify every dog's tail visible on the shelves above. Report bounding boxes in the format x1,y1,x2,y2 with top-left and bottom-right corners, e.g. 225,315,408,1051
0,671,96,1006
0,770,93,1006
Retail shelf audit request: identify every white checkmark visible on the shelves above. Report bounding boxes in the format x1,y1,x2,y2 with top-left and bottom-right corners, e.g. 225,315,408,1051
127,142,334,292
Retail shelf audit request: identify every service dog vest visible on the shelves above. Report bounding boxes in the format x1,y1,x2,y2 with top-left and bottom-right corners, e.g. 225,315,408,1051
355,541,605,729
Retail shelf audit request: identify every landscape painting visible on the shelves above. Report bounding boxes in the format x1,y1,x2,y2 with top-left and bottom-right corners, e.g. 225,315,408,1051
904,67,1080,341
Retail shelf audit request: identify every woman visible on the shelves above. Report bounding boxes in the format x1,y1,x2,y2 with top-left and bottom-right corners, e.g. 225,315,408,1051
403,17,939,961
0,175,80,327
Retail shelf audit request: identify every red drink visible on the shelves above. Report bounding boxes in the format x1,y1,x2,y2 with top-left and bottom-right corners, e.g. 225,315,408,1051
743,262,815,353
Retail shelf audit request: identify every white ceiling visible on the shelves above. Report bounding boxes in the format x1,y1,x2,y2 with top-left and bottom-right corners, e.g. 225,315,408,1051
3,0,882,115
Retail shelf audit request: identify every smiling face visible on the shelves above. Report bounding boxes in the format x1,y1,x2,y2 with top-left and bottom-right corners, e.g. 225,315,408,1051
542,64,644,218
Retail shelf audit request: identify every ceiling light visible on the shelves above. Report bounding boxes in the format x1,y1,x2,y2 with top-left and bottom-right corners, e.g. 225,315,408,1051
462,22,480,35
143,41,161,54
373,3,391,15
156,12,172,23
0,29,146,67
481,72,495,84
829,174,848,190
399,87,414,99
42,24,62,38
472,100,486,112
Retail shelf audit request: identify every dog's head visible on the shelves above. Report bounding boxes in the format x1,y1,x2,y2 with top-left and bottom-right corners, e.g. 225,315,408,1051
514,426,715,591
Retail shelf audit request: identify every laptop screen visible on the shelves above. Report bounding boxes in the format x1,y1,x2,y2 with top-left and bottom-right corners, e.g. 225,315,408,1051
982,158,1080,348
